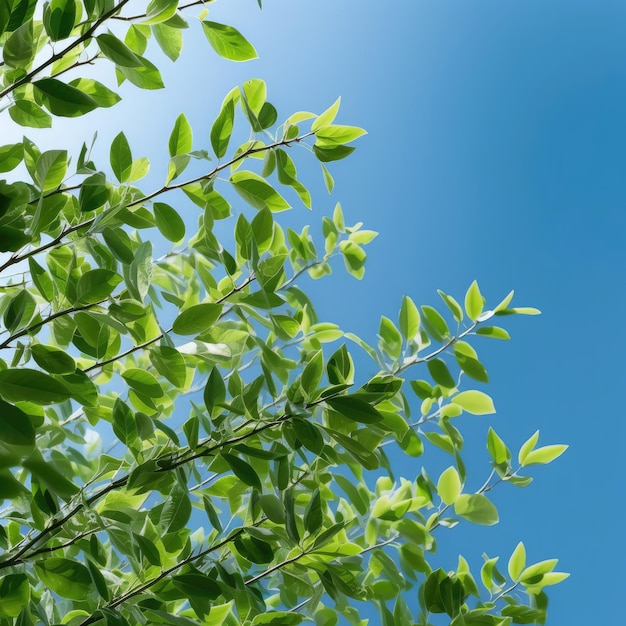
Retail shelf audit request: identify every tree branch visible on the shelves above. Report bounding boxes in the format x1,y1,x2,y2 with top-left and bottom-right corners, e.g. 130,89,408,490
0,0,132,101
0,132,316,274
111,0,209,21
0,298,107,350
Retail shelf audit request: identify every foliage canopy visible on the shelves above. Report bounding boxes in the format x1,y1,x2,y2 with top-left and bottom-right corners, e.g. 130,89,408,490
0,2,567,625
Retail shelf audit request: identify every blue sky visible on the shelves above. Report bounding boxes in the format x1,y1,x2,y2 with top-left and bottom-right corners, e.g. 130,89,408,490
225,2,623,622
11,0,624,622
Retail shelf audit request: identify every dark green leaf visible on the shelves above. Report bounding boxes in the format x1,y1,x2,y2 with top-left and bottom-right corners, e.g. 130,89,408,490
173,303,223,335
0,399,34,448
326,395,383,424
154,202,185,242
162,487,192,533
30,344,75,374
133,532,162,566
427,358,456,388
304,488,323,534
222,453,261,490
43,0,76,40
0,369,71,405
204,366,226,414
110,131,133,182
34,78,98,117
75,269,121,304
0,574,29,617
112,398,137,445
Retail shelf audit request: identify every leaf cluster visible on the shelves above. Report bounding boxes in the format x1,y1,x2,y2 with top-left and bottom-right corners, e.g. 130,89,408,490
0,3,566,626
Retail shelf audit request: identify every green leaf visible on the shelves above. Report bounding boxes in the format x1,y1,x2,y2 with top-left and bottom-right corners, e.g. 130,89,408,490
321,163,334,193
110,131,133,183
420,305,450,341
161,487,192,533
173,302,223,335
34,78,98,117
312,144,356,163
251,612,304,625
518,430,540,466
122,368,163,398
519,559,558,584
112,398,137,445
399,295,420,341
97,32,142,66
521,444,568,467
0,574,29,617
154,202,185,241
133,533,162,567
60,370,98,407
3,20,34,67
486,427,510,465
202,21,257,61
31,344,76,374
231,170,291,212
284,488,300,543
251,207,274,252
142,0,178,25
36,149,67,191
203,495,223,531
304,488,322,534
437,290,463,322
259,494,285,524
168,112,192,157
454,494,498,525
78,172,109,212
315,124,366,146
454,342,488,383
0,369,71,405
153,22,183,61
464,280,483,321
204,366,226,413
326,395,383,424
0,143,24,172
0,399,34,448
312,97,341,131
150,346,186,387
476,326,510,340
75,269,122,304
43,0,76,40
437,466,462,505
508,542,526,581
452,390,495,415
427,358,456,389
68,78,121,108
222,453,261,490
34,558,92,600
211,95,236,158
9,101,52,128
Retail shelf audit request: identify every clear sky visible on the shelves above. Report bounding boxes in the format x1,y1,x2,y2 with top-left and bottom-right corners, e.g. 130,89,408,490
12,0,624,622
